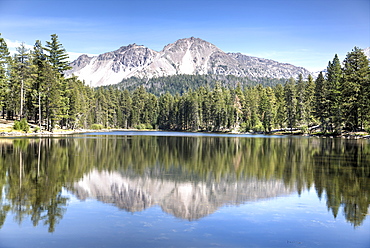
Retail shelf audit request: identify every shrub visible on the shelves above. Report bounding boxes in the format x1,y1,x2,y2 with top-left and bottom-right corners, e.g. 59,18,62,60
135,124,147,130
300,125,308,134
13,118,29,132
240,122,248,132
145,123,153,129
13,121,21,131
91,124,103,130
252,123,264,133
20,118,29,132
365,125,370,134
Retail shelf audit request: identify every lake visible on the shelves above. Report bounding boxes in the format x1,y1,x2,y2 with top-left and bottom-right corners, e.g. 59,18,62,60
0,131,369,247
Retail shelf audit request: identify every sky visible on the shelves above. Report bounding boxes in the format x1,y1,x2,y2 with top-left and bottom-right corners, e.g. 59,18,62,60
0,0,369,72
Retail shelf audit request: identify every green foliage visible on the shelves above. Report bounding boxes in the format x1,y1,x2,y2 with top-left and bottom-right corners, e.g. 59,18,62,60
314,72,329,132
44,34,71,74
252,123,264,132
0,34,368,136
145,123,153,129
0,33,11,108
135,124,147,130
113,74,286,96
13,120,20,130
134,123,154,130
13,118,29,132
364,121,370,134
326,54,343,133
90,124,103,130
284,77,297,129
342,47,370,131
300,125,308,133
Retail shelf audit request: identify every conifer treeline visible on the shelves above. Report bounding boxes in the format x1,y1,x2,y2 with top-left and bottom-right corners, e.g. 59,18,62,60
0,34,369,133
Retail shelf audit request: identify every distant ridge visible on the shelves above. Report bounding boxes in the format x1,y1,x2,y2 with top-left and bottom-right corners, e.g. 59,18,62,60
66,37,312,87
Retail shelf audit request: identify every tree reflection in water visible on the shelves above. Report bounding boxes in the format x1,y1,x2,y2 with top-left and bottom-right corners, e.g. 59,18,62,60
0,134,369,232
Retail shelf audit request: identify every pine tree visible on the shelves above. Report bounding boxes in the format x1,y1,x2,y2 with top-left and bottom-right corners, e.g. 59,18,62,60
119,89,132,128
304,74,316,126
233,83,244,130
224,88,236,130
342,47,370,131
198,86,212,131
14,42,31,119
63,77,92,129
158,92,174,130
131,86,147,127
30,40,50,128
211,83,226,131
0,34,10,113
44,34,71,75
326,54,343,133
259,87,276,132
284,78,297,131
45,75,63,130
143,93,158,128
94,87,108,127
43,34,72,129
244,86,261,131
314,72,329,132
296,74,306,126
274,84,286,129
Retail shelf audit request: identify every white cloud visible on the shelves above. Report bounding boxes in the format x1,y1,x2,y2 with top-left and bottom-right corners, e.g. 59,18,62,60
4,39,98,62
5,39,33,55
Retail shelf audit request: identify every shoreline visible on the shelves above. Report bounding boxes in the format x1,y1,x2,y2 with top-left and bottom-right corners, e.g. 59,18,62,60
0,128,369,139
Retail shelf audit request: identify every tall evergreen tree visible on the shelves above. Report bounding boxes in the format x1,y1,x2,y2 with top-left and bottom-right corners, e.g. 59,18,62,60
30,40,51,127
44,34,71,75
131,86,147,127
233,83,244,130
14,42,31,119
259,87,276,132
295,74,306,126
326,54,343,133
143,93,158,127
211,83,227,131
244,86,261,131
284,78,297,131
342,47,370,131
274,84,286,129
0,34,10,110
314,72,329,132
119,89,132,128
199,86,212,131
304,74,316,126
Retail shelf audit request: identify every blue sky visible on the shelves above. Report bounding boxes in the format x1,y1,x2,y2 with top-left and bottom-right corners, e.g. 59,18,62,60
0,0,369,72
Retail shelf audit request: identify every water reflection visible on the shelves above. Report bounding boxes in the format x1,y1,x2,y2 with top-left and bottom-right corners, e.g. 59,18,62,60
72,169,295,220
0,134,369,233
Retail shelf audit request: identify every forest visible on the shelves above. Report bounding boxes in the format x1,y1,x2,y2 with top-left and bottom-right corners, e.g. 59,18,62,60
0,33,369,134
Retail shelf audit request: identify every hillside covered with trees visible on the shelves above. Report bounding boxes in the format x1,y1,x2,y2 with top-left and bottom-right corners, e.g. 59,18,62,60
0,34,369,134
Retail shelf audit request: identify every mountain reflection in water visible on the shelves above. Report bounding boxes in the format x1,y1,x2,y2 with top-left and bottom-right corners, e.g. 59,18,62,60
0,133,369,233
72,169,295,220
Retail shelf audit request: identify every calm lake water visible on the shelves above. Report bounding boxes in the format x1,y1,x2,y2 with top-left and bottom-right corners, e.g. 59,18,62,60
0,131,369,247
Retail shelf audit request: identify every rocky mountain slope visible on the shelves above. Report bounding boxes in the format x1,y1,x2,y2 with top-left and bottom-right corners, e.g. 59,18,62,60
66,37,312,87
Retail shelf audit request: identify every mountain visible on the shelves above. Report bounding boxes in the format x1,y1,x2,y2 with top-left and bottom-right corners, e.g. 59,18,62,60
65,37,312,87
